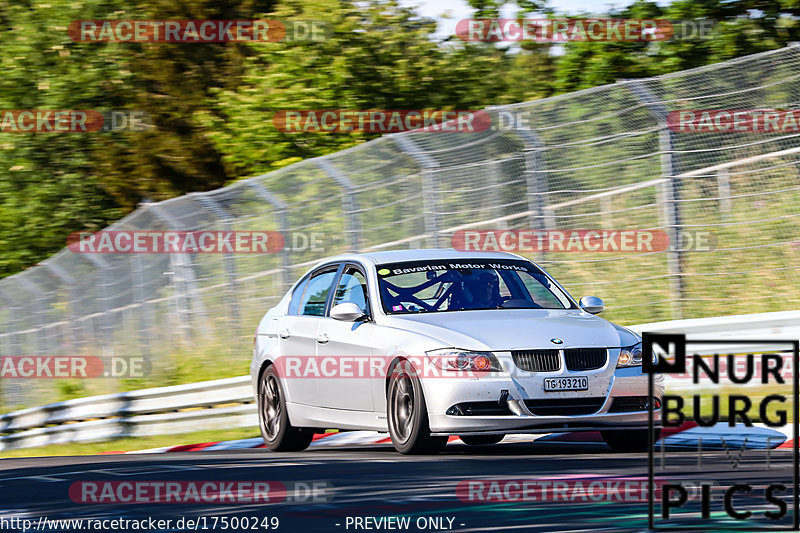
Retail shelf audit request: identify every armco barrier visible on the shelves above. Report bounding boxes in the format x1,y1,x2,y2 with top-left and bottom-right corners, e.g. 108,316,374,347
629,309,800,343
0,376,253,451
1,310,798,451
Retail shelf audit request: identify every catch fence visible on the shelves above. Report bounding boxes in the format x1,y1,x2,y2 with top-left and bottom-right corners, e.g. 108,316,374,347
2,45,800,411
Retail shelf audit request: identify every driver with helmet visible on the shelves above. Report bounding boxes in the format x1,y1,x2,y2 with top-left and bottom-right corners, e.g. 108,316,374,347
460,270,501,309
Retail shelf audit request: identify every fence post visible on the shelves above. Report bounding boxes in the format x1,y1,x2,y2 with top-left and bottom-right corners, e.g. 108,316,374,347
147,203,206,344
247,181,291,289
487,160,506,226
16,277,49,356
511,127,552,261
717,169,732,220
129,254,152,357
81,254,115,357
392,135,442,248
626,80,684,320
43,261,77,355
315,158,361,252
0,289,22,356
0,289,26,410
193,193,241,325
514,129,550,230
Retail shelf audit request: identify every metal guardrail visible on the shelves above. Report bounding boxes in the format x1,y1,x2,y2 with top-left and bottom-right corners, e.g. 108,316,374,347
2,310,799,451
629,309,800,356
0,376,253,451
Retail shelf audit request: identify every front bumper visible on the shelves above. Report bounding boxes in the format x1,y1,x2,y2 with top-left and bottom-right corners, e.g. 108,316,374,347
421,353,664,435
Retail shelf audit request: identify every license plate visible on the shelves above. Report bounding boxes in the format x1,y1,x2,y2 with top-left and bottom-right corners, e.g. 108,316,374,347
544,376,588,391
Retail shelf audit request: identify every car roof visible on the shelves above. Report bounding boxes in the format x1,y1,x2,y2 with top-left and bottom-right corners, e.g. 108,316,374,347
313,249,524,267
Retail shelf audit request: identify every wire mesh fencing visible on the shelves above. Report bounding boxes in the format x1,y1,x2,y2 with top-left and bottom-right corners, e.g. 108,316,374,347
2,45,800,412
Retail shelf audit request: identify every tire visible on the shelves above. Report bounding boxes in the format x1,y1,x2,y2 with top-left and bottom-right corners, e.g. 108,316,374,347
387,360,448,454
258,366,313,452
460,435,505,446
601,428,661,452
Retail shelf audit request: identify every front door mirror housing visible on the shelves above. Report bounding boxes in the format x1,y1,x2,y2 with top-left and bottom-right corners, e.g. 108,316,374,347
579,296,605,314
330,302,368,322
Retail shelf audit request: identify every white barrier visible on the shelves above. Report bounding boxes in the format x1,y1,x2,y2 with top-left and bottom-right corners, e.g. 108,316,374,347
631,309,800,356
630,309,800,341
0,376,254,451
1,310,798,451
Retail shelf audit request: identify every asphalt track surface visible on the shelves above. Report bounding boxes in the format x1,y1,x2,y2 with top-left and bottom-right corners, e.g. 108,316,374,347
0,441,795,533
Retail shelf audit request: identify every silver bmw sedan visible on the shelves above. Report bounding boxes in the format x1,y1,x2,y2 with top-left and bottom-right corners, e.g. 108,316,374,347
251,249,663,454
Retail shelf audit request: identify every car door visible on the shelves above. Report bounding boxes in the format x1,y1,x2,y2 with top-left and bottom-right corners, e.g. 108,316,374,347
277,264,340,407
316,263,376,411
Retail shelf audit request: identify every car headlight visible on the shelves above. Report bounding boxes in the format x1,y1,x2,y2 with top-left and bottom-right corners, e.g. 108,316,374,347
617,342,643,367
426,349,503,372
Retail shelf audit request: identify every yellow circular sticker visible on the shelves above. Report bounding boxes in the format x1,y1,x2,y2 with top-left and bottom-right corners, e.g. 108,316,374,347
378,269,391,275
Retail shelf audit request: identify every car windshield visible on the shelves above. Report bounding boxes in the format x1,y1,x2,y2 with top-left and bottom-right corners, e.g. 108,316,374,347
376,259,574,314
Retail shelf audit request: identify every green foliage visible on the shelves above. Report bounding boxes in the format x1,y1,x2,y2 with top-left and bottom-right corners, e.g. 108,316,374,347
0,0,127,275
205,0,521,178
1,0,799,280
553,0,800,92
0,0,274,277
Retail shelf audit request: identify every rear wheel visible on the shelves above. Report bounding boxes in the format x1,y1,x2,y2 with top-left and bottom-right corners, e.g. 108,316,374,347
601,429,660,452
258,366,313,452
459,435,505,446
387,360,448,454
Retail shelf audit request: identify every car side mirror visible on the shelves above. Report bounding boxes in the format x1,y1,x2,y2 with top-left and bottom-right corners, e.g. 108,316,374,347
579,296,605,315
330,302,368,322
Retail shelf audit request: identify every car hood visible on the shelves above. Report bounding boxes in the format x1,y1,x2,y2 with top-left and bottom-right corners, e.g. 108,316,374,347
381,309,636,351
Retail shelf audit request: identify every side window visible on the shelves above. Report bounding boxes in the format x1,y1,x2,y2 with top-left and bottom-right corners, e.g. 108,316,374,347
519,273,570,308
288,277,310,315
299,269,338,317
332,267,369,313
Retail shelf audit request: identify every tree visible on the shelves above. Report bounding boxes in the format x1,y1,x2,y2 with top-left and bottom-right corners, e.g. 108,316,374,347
0,0,276,276
554,0,800,92
0,0,127,275
205,0,517,178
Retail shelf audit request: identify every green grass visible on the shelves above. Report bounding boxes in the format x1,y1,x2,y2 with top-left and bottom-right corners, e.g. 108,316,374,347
0,339,254,413
0,426,261,459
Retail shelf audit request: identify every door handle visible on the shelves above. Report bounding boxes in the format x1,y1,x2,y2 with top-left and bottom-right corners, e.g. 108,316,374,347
279,329,290,339
316,333,329,344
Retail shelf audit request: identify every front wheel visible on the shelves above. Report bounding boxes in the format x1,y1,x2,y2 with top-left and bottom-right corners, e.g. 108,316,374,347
387,360,448,454
460,435,505,446
601,429,660,452
258,366,313,452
